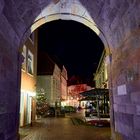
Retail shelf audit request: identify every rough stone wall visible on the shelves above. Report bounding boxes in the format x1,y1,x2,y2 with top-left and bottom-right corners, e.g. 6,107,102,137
0,33,21,139
0,0,51,139
81,0,140,48
111,30,140,140
0,0,47,138
81,1,140,140
0,0,140,139
0,1,20,139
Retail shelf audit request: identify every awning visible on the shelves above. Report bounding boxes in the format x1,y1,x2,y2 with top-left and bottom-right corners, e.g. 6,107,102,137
79,88,109,97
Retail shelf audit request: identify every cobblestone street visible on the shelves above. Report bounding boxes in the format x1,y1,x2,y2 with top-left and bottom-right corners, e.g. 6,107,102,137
20,112,111,140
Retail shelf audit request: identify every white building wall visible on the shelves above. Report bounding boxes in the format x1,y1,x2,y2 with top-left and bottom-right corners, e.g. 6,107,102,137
61,76,67,100
52,64,61,105
37,64,62,107
37,75,52,104
20,90,35,127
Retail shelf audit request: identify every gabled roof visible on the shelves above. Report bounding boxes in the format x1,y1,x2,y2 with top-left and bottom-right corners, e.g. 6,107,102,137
37,52,55,75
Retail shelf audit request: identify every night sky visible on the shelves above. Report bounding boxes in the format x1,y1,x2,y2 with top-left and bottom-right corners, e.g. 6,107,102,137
38,20,104,86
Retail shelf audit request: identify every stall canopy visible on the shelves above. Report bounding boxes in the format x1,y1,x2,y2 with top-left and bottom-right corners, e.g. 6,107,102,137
79,88,109,97
80,88,110,119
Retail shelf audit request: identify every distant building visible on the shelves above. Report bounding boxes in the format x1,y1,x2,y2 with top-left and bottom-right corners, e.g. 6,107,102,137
93,50,110,115
94,50,108,88
60,66,68,106
67,84,91,107
20,32,37,126
37,52,68,107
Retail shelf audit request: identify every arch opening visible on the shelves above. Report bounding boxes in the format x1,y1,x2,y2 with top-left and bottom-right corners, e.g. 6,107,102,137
0,1,114,139
19,16,111,138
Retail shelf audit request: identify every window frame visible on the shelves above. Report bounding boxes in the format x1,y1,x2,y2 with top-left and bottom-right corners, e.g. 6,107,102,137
27,50,34,75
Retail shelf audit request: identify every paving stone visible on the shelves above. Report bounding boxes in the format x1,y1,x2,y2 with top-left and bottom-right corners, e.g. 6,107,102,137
20,112,111,140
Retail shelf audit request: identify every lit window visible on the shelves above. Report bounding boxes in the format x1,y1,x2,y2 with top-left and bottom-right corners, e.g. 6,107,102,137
22,45,26,70
27,50,33,75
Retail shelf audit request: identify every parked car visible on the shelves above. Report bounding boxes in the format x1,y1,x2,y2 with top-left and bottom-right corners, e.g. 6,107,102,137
45,107,55,117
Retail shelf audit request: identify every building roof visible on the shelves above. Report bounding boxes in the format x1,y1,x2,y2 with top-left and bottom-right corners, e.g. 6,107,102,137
37,52,55,75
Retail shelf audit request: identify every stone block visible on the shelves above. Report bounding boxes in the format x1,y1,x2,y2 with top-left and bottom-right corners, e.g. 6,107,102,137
136,105,140,116
0,0,4,14
110,14,120,31
115,121,134,138
133,8,140,27
122,135,135,140
12,0,22,8
133,116,140,129
131,92,140,104
39,0,50,5
0,15,20,47
110,0,127,10
118,105,126,113
3,1,27,36
107,7,117,24
113,95,120,104
114,95,131,105
0,132,5,140
130,35,140,49
122,10,133,34
114,104,118,112
135,129,140,140
86,1,101,18
115,113,133,127
125,104,136,115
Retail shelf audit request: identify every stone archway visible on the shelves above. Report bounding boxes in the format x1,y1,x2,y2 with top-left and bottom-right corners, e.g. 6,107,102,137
0,0,140,140
20,0,110,53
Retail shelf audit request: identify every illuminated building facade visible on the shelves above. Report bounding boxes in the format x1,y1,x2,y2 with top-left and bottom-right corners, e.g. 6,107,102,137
94,50,108,89
67,84,90,107
20,32,37,126
37,52,68,107
60,66,68,106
